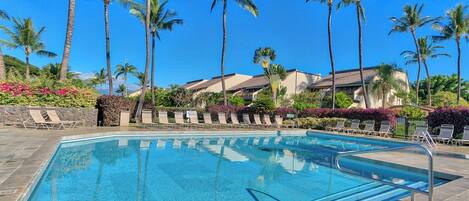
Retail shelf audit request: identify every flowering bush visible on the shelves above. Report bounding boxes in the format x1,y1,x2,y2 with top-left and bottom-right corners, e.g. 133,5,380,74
275,107,297,118
96,95,154,126
206,104,243,114
0,81,98,108
299,108,397,128
427,107,469,136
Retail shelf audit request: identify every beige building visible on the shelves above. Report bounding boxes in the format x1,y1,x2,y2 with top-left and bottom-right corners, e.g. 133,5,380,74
309,67,410,108
182,73,253,96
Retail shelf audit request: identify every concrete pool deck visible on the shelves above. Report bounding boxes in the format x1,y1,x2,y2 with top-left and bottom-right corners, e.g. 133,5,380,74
0,127,468,201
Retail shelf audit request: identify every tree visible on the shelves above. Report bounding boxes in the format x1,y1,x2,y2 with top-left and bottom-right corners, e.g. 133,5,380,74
370,64,406,108
389,4,437,106
307,0,337,109
114,62,137,97
401,36,450,106
337,0,369,108
292,91,321,111
135,0,152,123
415,74,469,102
433,91,469,107
92,68,107,89
253,47,283,104
0,9,10,80
0,18,56,81
59,0,75,81
116,84,127,96
135,72,148,87
42,63,79,80
130,0,183,105
433,4,469,105
211,0,258,105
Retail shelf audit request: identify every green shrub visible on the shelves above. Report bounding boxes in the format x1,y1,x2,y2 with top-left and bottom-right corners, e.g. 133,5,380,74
292,91,320,111
295,117,346,129
433,91,469,107
398,106,426,120
322,91,353,108
252,93,275,113
228,95,245,107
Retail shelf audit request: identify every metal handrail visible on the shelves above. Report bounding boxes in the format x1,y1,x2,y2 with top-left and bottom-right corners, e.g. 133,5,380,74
335,144,434,201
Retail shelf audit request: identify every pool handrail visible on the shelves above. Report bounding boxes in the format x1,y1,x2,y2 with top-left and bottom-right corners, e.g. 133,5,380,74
335,144,434,201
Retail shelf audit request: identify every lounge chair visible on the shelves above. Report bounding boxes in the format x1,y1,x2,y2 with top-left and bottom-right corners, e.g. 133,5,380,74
217,112,230,127
344,119,360,134
203,113,220,128
274,115,283,128
28,110,64,130
454,126,469,146
412,125,428,141
327,119,345,132
434,124,454,144
46,110,79,128
174,112,187,127
263,115,273,126
230,113,246,128
253,114,268,128
242,114,253,127
187,111,203,128
360,120,375,135
141,110,157,127
374,121,391,138
120,110,130,127
157,111,174,127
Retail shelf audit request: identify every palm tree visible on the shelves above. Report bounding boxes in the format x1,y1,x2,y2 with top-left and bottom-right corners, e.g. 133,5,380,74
211,0,259,105
135,0,151,123
114,62,138,97
0,9,10,81
92,68,107,89
389,4,437,106
433,4,469,105
401,36,450,106
59,0,75,81
116,84,127,96
130,0,183,105
135,72,147,87
0,18,56,81
337,0,369,108
370,64,406,108
306,0,337,109
253,47,278,103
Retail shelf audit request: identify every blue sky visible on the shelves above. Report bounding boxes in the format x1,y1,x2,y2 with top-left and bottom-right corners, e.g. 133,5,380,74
1,0,468,89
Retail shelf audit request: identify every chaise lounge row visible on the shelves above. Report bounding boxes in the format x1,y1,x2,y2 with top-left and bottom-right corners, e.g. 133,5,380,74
413,124,469,146
326,119,392,138
22,110,81,129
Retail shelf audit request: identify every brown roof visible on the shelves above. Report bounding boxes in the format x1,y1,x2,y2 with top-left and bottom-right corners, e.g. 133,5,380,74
310,67,379,89
189,73,238,91
228,75,268,91
182,79,206,89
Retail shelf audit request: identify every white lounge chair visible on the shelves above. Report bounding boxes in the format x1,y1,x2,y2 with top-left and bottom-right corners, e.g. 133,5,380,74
454,126,469,146
374,121,391,138
28,110,64,130
327,119,345,132
344,119,360,134
434,124,454,145
46,110,79,128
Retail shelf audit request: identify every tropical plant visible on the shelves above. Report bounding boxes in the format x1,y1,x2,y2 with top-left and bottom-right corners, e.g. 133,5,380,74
92,68,107,88
370,64,407,108
337,0,369,108
0,18,56,81
433,91,469,107
0,9,10,80
292,91,321,111
228,95,245,107
135,72,148,87
211,0,259,105
42,63,79,80
433,4,469,105
168,86,193,107
115,84,126,96
130,0,183,105
415,74,469,102
389,3,437,105
401,36,450,106
193,92,223,107
322,91,353,109
114,62,137,97
252,92,275,113
253,47,276,67
59,0,76,81
398,105,426,120
262,63,287,106
306,0,337,109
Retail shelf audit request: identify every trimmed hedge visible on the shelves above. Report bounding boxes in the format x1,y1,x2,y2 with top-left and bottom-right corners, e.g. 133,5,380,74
299,108,397,128
293,117,346,129
96,96,154,126
427,107,469,136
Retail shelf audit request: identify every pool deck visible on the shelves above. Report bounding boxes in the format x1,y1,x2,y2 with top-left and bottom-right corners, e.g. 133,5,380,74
0,127,468,201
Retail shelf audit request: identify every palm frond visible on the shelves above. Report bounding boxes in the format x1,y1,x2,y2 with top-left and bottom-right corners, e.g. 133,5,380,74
234,0,259,17
36,50,57,58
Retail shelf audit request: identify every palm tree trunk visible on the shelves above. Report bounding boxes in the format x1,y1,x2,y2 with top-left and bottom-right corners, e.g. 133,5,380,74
25,55,30,81
135,0,151,123
422,59,432,106
220,0,228,106
124,74,128,97
456,38,461,105
327,1,336,109
104,1,113,95
410,30,421,106
382,88,386,108
150,34,156,105
0,48,5,80
59,0,75,81
356,1,369,108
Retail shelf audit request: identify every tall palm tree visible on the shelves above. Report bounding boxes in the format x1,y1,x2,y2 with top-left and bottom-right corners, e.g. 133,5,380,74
59,0,75,81
0,9,10,81
401,36,450,106
0,18,56,81
116,84,127,96
114,62,138,97
370,64,406,108
307,0,337,109
129,0,183,105
337,0,369,108
389,4,437,106
211,0,259,105
92,68,107,89
433,4,469,105
135,0,151,123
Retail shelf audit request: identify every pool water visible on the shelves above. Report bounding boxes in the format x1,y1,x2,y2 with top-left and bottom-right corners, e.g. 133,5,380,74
28,132,450,201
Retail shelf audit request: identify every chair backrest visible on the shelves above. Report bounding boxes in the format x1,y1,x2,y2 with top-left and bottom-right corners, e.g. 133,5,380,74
188,111,199,124
203,113,212,124
263,115,272,125
274,115,283,126
336,119,345,129
243,114,251,124
463,126,469,140
415,125,428,137
142,110,153,124
46,110,62,123
174,112,185,124
350,119,360,129
378,121,390,133
30,110,46,123
158,111,169,124
364,120,375,131
253,114,262,125
119,110,130,126
230,113,239,125
439,124,454,139
218,113,227,124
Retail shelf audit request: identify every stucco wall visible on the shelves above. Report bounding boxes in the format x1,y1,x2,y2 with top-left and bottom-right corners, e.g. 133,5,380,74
0,106,98,127
282,71,321,98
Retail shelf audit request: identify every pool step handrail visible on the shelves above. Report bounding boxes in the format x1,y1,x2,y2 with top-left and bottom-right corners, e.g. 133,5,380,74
421,130,437,149
335,144,434,201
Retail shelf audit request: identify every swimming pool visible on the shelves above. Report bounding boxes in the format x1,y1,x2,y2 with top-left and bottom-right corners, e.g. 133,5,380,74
27,132,451,201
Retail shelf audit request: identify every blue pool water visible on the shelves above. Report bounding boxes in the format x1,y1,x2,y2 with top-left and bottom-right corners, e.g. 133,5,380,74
28,132,450,201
